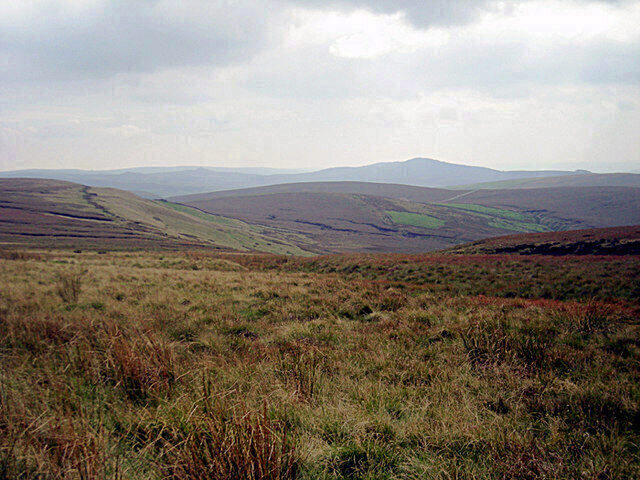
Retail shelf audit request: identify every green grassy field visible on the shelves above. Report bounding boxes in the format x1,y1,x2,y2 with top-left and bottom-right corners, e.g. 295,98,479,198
433,203,549,233
439,203,529,220
1,248,638,479
385,211,445,229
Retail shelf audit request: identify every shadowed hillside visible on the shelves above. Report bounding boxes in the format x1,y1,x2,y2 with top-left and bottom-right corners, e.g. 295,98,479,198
448,225,640,255
171,181,459,204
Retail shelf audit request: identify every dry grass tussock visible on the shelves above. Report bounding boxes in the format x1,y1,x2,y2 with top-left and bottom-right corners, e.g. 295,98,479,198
0,249,639,479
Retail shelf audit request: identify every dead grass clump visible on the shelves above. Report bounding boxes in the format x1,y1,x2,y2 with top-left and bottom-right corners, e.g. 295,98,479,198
490,439,566,480
572,300,616,335
276,343,323,401
55,269,86,303
462,315,514,367
328,440,399,479
461,314,554,369
1,313,78,353
0,401,112,479
375,290,407,312
102,326,176,401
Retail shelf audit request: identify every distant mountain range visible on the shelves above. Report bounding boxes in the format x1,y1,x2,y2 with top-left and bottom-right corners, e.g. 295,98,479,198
5,157,635,198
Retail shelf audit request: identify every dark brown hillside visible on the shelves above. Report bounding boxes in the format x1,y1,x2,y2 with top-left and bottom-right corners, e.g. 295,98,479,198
6,179,640,255
449,225,640,255
178,184,640,254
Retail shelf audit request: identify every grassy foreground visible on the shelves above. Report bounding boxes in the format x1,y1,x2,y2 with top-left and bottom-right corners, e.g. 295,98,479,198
1,249,639,479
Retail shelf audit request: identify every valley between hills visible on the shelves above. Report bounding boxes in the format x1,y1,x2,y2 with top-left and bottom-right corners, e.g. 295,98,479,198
2,176,640,255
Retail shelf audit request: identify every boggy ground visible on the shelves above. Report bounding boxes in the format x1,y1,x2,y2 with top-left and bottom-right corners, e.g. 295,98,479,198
1,249,639,479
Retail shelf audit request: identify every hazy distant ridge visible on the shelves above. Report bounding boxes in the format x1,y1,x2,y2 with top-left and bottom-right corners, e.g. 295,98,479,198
0,158,595,198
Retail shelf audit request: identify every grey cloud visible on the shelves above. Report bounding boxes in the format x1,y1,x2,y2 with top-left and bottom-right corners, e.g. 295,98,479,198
289,0,499,27
288,0,638,27
0,0,270,81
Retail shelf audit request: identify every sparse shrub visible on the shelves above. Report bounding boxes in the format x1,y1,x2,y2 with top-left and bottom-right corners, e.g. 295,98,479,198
55,269,86,303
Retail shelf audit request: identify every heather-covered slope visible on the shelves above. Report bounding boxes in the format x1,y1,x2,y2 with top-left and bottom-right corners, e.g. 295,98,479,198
0,179,310,254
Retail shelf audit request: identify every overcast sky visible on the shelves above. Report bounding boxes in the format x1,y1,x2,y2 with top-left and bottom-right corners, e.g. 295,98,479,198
1,0,639,172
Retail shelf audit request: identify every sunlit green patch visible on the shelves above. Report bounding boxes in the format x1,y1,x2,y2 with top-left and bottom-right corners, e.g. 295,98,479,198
385,211,445,229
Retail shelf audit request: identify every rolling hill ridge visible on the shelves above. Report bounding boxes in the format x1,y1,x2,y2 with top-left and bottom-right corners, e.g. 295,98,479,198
0,179,310,254
0,158,601,198
3,178,640,254
175,182,640,254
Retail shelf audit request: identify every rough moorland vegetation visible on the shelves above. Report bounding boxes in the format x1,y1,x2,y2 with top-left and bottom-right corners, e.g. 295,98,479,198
1,249,638,479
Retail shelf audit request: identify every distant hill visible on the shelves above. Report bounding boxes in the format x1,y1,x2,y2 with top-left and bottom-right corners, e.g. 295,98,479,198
446,186,640,229
0,158,589,198
176,182,640,254
0,168,273,198
171,181,458,203
0,179,310,254
265,158,584,188
451,173,640,190
5,178,640,255
449,225,640,255
175,191,527,254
